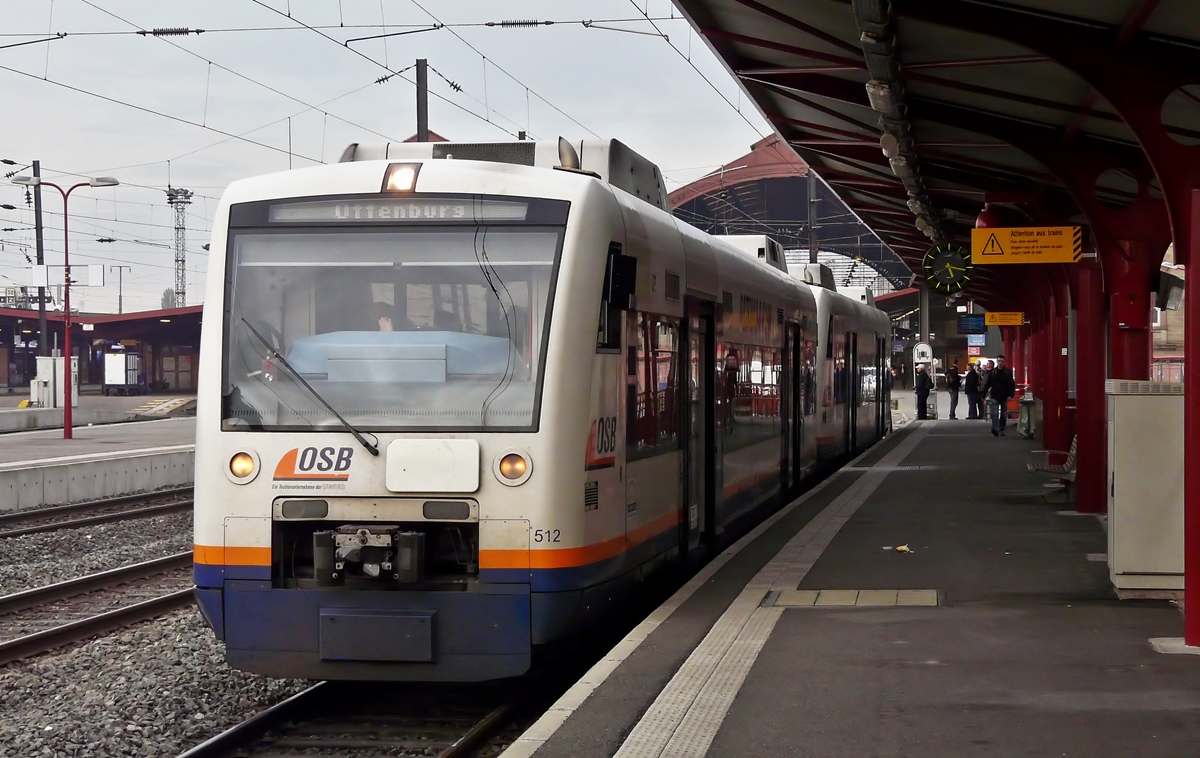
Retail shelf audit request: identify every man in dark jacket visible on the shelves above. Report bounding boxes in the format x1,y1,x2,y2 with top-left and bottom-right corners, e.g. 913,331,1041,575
963,363,981,419
913,364,932,420
945,363,961,420
988,354,1016,436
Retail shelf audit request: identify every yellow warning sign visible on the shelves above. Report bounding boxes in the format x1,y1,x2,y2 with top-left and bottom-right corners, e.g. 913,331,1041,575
971,226,1082,264
985,312,1024,326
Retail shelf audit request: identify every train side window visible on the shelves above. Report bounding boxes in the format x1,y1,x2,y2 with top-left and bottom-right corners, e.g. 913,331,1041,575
721,342,781,448
653,320,680,448
598,242,632,353
628,314,681,459
627,312,646,448
803,338,817,416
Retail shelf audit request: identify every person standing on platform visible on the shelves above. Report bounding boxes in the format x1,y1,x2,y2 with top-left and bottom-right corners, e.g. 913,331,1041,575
945,363,961,420
988,355,1016,436
914,364,932,420
979,360,994,420
963,363,981,419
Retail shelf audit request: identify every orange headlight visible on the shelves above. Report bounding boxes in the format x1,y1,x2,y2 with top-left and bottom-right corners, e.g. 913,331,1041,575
230,452,256,479
498,453,528,480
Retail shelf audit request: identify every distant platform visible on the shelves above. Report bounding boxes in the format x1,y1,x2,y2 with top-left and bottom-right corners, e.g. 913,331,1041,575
0,417,194,510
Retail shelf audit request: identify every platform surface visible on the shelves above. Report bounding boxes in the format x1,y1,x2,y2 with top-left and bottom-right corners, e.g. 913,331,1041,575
0,416,195,466
510,419,1199,757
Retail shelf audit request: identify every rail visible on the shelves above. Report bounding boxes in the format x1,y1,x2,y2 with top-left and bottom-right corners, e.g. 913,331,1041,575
0,486,193,538
0,588,193,665
177,683,515,758
0,551,195,664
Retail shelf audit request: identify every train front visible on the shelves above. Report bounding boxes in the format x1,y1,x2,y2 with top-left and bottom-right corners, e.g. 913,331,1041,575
192,159,591,681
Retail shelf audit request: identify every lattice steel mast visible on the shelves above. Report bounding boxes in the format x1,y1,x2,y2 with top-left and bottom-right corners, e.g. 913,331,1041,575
166,187,193,307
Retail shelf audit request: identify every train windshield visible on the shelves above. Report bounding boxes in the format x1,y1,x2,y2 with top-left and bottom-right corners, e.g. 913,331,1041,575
222,226,562,431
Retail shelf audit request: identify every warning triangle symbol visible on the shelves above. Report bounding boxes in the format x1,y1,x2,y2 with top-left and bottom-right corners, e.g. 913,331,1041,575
980,233,1005,256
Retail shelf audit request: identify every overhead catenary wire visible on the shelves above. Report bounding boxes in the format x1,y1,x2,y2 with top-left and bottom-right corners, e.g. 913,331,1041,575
0,61,326,164
0,18,679,38
249,0,523,138
407,0,602,139
625,1,766,140
77,0,402,147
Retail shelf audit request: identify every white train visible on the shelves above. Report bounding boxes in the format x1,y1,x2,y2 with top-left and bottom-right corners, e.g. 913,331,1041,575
192,138,892,680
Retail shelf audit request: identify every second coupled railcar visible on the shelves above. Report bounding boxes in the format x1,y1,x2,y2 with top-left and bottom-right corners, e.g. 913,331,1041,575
192,138,892,681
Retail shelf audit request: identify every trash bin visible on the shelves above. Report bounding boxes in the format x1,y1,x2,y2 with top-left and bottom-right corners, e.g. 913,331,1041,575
1017,393,1038,439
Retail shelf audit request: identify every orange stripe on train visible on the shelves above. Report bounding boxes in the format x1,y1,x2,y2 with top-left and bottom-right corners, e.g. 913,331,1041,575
479,511,680,570
194,545,272,566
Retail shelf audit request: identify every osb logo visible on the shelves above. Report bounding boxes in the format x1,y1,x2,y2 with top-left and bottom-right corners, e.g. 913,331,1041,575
273,447,353,481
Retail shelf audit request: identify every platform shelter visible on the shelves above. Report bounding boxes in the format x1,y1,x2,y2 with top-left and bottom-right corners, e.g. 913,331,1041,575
0,305,200,391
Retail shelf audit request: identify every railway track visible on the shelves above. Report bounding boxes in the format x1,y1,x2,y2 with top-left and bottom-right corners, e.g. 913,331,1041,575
178,682,518,758
0,551,194,665
0,486,193,538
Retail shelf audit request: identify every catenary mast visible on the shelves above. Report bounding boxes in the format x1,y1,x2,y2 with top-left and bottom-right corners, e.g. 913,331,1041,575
166,187,193,307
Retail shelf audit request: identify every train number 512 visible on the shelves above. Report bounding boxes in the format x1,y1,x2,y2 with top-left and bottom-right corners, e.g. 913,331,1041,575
533,529,561,543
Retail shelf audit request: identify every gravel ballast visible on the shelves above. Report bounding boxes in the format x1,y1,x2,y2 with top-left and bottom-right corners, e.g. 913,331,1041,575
0,607,307,757
0,511,192,596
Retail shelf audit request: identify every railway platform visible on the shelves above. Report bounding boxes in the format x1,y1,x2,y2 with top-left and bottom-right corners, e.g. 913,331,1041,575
0,417,194,510
504,420,1199,757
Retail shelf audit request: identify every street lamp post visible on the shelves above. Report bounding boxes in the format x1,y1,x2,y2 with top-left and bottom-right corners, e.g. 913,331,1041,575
11,175,119,439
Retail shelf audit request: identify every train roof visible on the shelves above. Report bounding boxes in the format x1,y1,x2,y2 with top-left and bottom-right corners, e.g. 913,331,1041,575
715,235,787,273
340,138,669,212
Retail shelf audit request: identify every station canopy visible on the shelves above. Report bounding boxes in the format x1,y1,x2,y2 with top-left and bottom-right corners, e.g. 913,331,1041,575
672,0,1200,303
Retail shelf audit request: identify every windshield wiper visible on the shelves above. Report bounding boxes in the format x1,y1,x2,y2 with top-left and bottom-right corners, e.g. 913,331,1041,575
241,318,380,456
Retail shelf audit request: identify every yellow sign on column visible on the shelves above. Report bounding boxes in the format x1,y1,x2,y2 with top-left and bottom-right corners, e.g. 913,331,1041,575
971,226,1082,263
985,312,1024,326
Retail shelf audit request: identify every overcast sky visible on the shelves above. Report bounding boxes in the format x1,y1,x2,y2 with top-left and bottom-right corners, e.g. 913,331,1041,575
0,0,774,313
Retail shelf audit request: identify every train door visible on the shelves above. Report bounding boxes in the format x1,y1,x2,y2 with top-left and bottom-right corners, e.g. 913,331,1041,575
783,323,802,491
877,335,888,438
846,331,858,453
682,299,715,561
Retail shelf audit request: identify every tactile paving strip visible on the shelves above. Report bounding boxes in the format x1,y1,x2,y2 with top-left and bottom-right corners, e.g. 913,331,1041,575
772,589,941,607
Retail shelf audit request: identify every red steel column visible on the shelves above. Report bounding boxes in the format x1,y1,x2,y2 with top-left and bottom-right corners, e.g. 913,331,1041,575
1012,324,1026,388
1042,315,1057,447
1108,240,1153,381
1002,326,1015,367
1044,300,1072,462
1071,264,1107,514
1185,191,1200,644
1028,322,1045,411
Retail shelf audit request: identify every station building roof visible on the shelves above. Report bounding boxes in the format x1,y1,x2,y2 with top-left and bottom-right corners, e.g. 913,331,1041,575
669,134,913,289
0,305,201,345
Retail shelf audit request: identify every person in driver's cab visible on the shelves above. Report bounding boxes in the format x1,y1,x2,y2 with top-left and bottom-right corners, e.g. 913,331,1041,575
372,303,395,332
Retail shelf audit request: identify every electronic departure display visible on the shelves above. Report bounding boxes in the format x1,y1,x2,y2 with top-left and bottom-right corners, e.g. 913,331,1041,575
958,314,986,334
269,199,528,223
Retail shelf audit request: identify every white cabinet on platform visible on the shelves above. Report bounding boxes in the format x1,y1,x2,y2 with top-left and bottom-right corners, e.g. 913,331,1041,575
1106,380,1184,597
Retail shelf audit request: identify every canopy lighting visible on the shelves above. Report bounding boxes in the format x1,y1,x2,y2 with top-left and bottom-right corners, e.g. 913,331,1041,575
865,80,895,112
